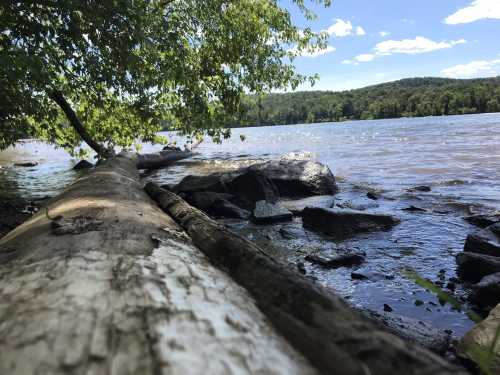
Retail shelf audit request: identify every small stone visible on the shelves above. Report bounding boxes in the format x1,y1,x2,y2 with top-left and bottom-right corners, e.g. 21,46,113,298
366,192,379,200
407,186,432,192
252,201,293,224
414,300,424,306
297,262,306,275
383,304,393,312
14,161,38,167
402,205,427,212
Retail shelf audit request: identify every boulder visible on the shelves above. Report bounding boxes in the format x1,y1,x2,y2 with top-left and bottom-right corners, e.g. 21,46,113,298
470,273,500,309
456,252,500,283
302,207,400,240
173,173,226,194
225,169,278,208
459,303,500,374
305,250,365,269
464,223,500,257
363,310,451,354
464,213,500,229
73,160,94,170
186,192,250,219
249,159,337,197
280,195,335,215
252,201,293,224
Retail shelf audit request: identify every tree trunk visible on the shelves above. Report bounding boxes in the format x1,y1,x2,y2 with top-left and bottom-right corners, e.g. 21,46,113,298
146,182,470,375
136,149,194,170
50,90,113,158
0,154,316,375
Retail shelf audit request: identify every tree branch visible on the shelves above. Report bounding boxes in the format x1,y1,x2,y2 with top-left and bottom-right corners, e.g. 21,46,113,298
49,90,113,158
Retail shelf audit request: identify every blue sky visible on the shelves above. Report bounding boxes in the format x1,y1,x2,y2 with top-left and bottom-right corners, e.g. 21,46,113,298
282,0,500,91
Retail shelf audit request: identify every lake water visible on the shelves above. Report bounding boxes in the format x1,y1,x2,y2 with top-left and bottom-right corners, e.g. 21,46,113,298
1,112,500,337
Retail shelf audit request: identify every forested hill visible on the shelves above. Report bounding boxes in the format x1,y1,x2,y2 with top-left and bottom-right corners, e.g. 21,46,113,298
237,77,500,126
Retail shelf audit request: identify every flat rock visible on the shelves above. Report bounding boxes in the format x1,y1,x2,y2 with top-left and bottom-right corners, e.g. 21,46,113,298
280,195,335,215
252,201,293,224
464,223,500,257
351,268,395,281
305,250,365,269
249,159,337,197
470,272,500,309
459,303,500,374
363,310,451,354
464,213,500,229
73,160,94,170
407,185,432,192
302,207,400,240
456,252,500,282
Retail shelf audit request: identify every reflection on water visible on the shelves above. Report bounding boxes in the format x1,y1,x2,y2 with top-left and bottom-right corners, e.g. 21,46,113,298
1,112,499,336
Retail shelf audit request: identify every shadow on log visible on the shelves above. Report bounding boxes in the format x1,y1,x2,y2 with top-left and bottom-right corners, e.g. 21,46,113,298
146,182,470,375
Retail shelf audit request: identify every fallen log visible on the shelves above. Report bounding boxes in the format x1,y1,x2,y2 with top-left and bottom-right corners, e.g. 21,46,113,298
0,154,317,375
146,182,470,375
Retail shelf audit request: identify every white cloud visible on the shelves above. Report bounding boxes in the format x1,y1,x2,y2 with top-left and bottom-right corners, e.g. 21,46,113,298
325,19,366,37
374,36,466,55
445,0,500,25
355,53,375,62
379,31,391,37
288,45,336,58
441,59,500,78
356,26,366,36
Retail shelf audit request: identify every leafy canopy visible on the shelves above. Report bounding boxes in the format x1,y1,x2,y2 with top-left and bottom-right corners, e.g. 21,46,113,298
1,0,330,155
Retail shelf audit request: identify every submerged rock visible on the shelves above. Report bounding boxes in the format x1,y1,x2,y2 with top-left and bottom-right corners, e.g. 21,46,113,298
252,201,293,224
14,161,38,167
305,250,365,269
249,159,337,197
363,310,451,354
407,185,432,192
464,223,500,257
280,195,335,215
456,252,500,282
302,207,400,240
73,160,94,170
470,273,500,309
464,213,500,229
459,303,500,374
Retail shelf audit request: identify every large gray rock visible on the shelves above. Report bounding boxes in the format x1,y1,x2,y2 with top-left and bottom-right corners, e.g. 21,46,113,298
173,173,226,194
470,272,500,309
464,213,500,228
280,195,335,215
249,159,337,197
464,223,500,257
457,252,500,282
186,192,250,219
302,207,400,240
252,201,293,224
225,169,278,208
363,310,451,354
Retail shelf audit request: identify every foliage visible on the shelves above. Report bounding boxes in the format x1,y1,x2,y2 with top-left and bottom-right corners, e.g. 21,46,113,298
0,0,329,155
237,77,500,126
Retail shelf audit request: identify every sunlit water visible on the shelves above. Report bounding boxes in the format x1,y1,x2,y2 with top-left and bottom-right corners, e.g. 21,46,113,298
1,112,500,336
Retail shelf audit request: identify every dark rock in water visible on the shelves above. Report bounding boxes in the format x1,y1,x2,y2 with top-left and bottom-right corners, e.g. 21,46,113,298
470,272,500,309
402,205,427,212
225,169,278,208
278,225,304,240
464,223,500,257
252,201,293,224
456,252,500,282
383,304,393,312
351,268,395,281
14,161,38,167
464,213,500,228
249,159,337,197
407,185,432,192
366,191,379,200
186,192,250,219
305,251,365,269
73,160,94,170
363,310,451,354
297,262,307,275
280,195,335,215
302,207,400,240
173,173,226,194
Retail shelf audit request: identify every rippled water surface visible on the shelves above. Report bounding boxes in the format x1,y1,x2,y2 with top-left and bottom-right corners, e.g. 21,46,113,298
1,113,500,336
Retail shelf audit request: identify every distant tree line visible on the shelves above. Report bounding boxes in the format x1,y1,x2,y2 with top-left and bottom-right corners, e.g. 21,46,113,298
236,77,500,126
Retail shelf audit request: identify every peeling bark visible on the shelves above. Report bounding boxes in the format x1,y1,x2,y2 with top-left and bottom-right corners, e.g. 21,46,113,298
0,155,316,375
146,182,470,375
